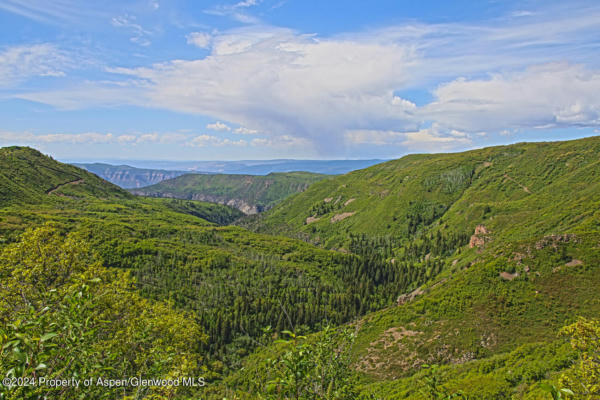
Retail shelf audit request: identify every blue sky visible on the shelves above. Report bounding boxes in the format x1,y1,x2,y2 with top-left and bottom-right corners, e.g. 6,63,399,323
0,0,599,161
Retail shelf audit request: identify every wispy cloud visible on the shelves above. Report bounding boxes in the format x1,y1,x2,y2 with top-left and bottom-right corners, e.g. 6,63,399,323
0,131,192,146
204,0,262,24
111,14,153,46
0,131,115,144
0,0,107,25
0,44,69,87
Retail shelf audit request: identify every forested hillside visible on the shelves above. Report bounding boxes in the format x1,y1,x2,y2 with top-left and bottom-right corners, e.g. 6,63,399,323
0,147,131,204
0,147,433,396
131,171,327,214
1,139,599,399
224,136,600,399
246,137,600,249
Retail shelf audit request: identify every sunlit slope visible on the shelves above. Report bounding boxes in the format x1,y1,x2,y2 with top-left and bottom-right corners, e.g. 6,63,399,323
0,146,131,205
249,136,600,249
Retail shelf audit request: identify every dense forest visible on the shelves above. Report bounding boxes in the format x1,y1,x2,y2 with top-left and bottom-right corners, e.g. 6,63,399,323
1,138,599,399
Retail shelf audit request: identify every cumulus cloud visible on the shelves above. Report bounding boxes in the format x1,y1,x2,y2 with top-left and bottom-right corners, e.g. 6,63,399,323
117,134,137,144
0,44,68,87
424,63,600,133
206,121,231,131
234,126,258,135
402,127,472,151
188,134,247,147
345,124,471,151
187,32,212,48
74,28,417,153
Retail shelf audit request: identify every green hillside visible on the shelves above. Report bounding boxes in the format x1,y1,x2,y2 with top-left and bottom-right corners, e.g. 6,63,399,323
0,146,130,204
247,136,600,250
131,171,328,214
1,139,599,399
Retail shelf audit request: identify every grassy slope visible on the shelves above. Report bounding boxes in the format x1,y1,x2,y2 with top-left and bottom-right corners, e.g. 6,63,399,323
131,171,328,213
222,136,600,398
0,146,130,204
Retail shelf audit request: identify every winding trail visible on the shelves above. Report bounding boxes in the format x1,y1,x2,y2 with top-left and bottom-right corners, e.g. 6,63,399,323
46,179,84,196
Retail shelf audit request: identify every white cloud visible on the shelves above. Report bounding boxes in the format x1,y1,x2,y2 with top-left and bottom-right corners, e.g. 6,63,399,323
235,0,259,7
0,131,191,146
0,44,68,87
424,63,600,133
511,10,535,17
345,130,404,146
67,28,417,153
0,131,114,144
117,135,137,144
0,0,108,25
250,138,269,146
234,126,258,135
137,133,159,143
402,127,472,151
111,15,152,47
188,134,247,147
250,135,311,149
222,138,248,146
187,32,212,48
206,121,231,131
204,0,263,24
345,125,471,151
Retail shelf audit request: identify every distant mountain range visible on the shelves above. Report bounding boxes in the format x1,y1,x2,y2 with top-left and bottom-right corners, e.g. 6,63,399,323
73,159,386,190
72,159,386,177
72,163,189,189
